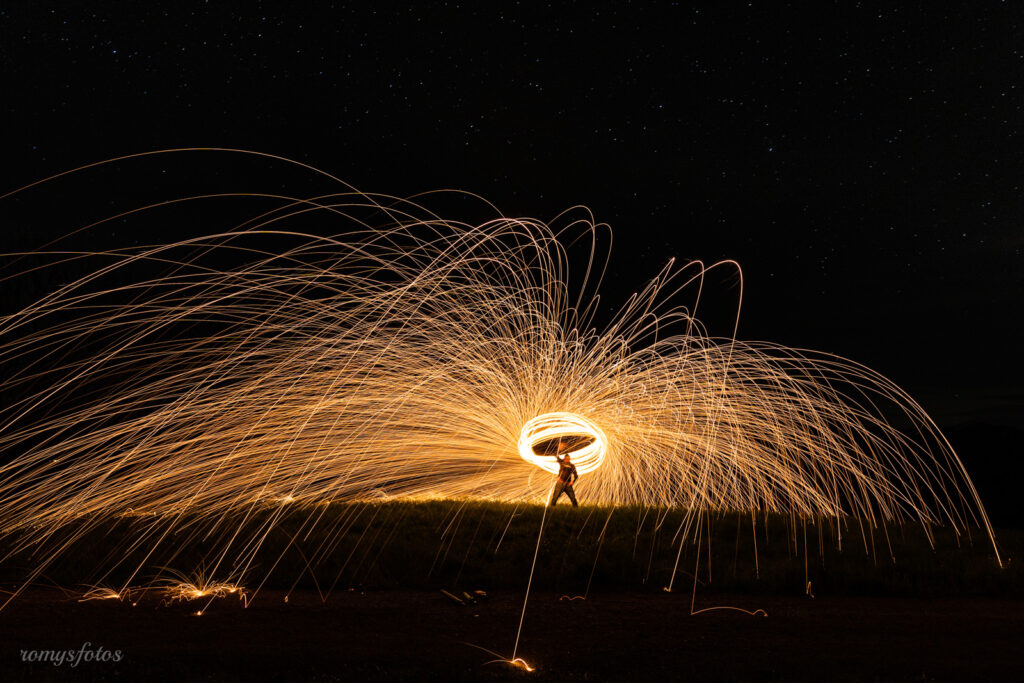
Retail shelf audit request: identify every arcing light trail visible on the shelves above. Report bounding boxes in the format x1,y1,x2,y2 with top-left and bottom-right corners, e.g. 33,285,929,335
0,151,1001,620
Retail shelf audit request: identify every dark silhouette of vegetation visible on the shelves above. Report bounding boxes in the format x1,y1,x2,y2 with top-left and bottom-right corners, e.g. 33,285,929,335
3,501,1017,600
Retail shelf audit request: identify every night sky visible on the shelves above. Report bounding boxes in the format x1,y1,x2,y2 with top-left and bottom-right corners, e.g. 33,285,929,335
1,3,1022,428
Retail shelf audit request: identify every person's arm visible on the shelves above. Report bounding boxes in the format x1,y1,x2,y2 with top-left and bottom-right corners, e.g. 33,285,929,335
571,464,578,484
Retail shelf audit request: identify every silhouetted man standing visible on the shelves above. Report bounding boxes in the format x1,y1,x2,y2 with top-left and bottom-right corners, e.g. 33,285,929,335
550,439,579,507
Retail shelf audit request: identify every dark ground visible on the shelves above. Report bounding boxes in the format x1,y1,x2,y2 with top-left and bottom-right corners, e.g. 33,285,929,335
1,587,1021,682
0,503,1019,680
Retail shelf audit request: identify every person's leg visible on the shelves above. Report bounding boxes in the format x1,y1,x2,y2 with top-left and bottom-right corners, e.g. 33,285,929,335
566,485,578,507
550,483,563,506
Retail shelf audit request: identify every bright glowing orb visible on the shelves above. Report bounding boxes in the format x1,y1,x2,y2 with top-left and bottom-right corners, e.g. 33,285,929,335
518,412,607,475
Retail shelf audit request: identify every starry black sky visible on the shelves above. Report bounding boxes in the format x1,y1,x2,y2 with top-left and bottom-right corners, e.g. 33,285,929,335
1,2,1022,427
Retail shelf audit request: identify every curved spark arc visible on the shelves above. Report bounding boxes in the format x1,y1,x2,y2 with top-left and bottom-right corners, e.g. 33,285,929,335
518,412,607,475
0,152,1002,604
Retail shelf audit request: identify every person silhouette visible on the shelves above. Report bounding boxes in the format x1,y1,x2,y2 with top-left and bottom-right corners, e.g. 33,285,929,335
549,439,579,507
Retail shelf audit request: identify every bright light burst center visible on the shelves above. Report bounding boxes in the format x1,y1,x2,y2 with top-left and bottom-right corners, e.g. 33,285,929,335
518,412,607,475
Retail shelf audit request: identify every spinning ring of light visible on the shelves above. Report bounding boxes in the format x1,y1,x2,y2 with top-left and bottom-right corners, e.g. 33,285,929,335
518,412,607,475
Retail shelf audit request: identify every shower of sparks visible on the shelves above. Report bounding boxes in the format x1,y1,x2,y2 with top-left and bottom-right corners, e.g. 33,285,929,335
158,574,247,604
0,150,1000,605
183,583,241,600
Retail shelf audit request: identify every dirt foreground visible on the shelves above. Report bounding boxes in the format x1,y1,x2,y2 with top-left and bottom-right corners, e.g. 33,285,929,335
0,588,1020,681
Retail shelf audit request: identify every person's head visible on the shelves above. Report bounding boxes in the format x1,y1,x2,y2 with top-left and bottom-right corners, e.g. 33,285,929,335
562,452,571,462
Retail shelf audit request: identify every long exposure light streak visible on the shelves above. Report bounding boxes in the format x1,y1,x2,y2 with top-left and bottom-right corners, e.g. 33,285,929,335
0,150,1001,609
517,412,606,474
